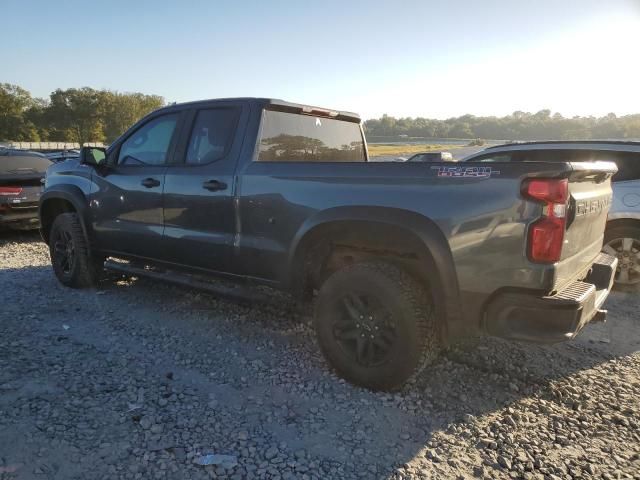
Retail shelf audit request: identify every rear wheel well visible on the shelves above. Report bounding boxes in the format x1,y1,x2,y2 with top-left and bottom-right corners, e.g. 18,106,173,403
606,218,640,233
294,222,437,296
40,198,76,244
292,222,449,335
292,221,451,341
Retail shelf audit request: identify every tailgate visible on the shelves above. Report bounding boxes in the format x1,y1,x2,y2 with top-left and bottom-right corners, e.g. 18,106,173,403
555,161,616,290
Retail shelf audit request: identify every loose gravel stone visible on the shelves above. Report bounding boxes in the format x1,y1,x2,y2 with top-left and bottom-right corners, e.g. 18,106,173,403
0,231,639,479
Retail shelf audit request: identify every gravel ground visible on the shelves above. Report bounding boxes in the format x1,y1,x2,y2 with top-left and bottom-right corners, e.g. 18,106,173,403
1,231,639,480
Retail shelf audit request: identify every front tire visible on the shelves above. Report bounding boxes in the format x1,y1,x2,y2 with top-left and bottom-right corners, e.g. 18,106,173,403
49,213,97,288
314,261,439,391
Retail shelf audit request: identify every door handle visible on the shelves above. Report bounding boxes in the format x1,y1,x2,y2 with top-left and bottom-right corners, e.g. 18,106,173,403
202,179,227,191
141,178,161,188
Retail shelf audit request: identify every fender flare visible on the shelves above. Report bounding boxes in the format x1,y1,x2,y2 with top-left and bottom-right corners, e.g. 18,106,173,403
39,186,92,244
287,206,462,341
607,212,640,222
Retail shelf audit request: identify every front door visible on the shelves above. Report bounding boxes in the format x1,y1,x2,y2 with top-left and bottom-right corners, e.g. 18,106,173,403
162,105,245,274
91,112,181,259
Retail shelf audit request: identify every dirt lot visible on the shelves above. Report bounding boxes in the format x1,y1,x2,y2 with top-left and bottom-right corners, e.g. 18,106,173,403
1,231,639,480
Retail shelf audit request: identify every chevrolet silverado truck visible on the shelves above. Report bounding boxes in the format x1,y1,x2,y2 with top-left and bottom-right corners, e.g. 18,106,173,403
40,98,618,390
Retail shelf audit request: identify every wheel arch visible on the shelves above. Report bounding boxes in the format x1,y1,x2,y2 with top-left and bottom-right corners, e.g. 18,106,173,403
39,186,91,245
606,216,640,233
287,206,462,343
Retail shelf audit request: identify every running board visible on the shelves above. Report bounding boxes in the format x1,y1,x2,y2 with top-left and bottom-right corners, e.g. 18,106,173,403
104,259,274,305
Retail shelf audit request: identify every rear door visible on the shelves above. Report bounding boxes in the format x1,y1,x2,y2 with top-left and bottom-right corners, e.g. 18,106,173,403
162,103,246,274
91,111,182,259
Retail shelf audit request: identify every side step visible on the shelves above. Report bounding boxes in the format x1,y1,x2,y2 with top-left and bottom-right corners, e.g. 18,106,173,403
104,259,275,305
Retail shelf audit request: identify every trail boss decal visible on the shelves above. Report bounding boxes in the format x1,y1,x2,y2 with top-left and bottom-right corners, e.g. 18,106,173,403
431,166,500,178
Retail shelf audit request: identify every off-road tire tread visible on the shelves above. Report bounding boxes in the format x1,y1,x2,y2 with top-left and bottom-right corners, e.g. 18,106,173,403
314,261,439,391
49,213,97,288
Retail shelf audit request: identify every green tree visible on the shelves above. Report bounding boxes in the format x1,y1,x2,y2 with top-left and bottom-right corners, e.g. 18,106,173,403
0,83,40,141
363,110,640,141
45,88,106,145
623,116,640,138
101,91,164,142
5,82,640,144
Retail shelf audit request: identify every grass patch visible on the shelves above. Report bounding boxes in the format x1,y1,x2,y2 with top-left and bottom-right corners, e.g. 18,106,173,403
368,143,462,157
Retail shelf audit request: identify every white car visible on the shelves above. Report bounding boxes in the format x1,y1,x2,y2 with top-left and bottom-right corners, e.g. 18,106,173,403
464,141,640,288
404,151,454,162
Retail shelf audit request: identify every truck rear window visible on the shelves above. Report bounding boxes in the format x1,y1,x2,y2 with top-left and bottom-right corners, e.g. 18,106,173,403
256,110,365,162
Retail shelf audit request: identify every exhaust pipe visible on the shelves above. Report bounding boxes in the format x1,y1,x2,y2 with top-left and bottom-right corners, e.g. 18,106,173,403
592,309,607,323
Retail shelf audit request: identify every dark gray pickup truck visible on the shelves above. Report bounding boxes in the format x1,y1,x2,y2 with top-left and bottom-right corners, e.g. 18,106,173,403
40,98,618,390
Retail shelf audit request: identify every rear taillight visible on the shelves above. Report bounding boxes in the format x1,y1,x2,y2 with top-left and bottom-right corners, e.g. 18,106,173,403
0,186,23,196
522,178,569,264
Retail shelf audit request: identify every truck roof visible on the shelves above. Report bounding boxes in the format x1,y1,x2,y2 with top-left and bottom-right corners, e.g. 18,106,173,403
463,140,640,161
167,97,361,123
484,140,640,152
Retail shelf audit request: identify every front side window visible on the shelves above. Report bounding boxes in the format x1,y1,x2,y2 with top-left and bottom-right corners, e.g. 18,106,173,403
256,110,365,162
118,113,178,166
186,108,240,165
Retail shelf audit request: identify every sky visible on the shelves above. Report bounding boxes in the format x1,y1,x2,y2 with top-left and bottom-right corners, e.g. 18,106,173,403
2,0,640,120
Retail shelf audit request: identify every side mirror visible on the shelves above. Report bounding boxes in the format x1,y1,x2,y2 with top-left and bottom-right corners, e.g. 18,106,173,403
80,146,107,166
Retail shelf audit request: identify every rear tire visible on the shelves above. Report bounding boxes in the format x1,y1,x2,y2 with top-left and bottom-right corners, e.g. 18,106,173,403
49,213,98,288
314,261,439,391
603,224,640,290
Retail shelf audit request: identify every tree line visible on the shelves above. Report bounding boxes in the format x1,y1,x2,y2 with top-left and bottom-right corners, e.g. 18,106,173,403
0,83,164,146
364,110,640,141
3,82,640,144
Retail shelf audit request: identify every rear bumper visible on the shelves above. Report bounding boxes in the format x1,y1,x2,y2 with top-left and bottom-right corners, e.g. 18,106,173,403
0,205,40,226
485,252,617,343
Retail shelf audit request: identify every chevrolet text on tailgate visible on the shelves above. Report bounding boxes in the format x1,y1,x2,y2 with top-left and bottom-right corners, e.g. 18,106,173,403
39,98,618,391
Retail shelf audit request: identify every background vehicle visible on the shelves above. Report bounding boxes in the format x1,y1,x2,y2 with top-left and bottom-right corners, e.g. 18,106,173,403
464,141,640,288
40,99,617,390
0,148,50,230
403,151,454,162
45,150,80,163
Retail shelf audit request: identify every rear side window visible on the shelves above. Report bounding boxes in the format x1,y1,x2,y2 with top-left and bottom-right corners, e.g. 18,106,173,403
470,149,640,182
186,108,240,165
473,153,512,162
256,110,365,162
608,152,640,182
